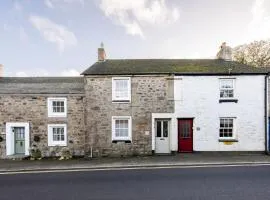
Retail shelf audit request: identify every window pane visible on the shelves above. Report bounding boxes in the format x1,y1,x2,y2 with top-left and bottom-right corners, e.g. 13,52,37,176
60,107,64,112
156,121,161,137
220,121,224,127
118,129,122,137
52,127,64,141
163,121,168,137
220,80,234,98
120,120,125,128
115,79,129,99
123,121,128,128
221,80,233,89
220,129,224,137
123,129,128,137
115,120,120,128
115,129,120,137
53,128,57,141
114,119,129,139
219,118,234,138
52,101,65,113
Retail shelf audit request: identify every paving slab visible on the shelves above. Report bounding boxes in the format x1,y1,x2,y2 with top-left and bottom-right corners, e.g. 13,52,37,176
0,153,270,172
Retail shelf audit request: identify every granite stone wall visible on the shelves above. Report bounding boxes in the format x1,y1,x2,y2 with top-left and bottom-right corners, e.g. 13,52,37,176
0,95,85,158
84,75,174,157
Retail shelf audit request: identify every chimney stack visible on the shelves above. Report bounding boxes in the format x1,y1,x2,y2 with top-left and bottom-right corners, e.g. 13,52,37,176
216,42,232,61
0,64,3,77
98,42,106,62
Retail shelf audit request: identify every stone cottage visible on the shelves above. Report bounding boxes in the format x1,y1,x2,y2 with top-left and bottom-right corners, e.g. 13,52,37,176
0,44,269,159
0,77,85,158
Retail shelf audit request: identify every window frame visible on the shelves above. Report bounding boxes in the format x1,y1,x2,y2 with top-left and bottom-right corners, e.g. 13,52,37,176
112,77,131,102
219,78,235,99
219,117,236,140
48,124,67,146
112,116,132,141
47,97,67,117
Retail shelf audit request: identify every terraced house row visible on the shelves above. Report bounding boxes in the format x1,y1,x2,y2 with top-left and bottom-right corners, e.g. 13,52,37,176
0,43,269,159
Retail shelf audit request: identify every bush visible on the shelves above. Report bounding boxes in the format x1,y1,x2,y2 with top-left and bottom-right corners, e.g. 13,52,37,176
29,145,42,160
59,147,72,160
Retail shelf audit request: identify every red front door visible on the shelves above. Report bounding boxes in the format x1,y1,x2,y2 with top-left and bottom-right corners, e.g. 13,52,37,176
178,119,193,152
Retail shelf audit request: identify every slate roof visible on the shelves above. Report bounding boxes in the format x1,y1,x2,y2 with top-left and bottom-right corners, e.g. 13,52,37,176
82,59,269,75
0,77,84,94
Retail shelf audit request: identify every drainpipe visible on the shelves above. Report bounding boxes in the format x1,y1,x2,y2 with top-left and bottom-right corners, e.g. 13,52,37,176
90,147,93,158
265,74,269,154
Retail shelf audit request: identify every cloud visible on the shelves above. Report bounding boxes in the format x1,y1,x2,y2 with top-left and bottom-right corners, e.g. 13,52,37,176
16,71,28,77
125,21,144,38
247,0,270,41
15,69,49,77
99,0,180,38
33,69,49,76
13,1,23,11
19,27,28,42
44,0,84,8
45,0,54,8
29,15,77,52
60,69,80,76
3,24,10,31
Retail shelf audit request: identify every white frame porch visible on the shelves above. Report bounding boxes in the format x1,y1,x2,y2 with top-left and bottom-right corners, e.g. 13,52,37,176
6,122,30,156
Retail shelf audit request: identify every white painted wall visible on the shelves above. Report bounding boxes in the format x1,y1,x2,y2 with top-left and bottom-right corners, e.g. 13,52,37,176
174,75,266,151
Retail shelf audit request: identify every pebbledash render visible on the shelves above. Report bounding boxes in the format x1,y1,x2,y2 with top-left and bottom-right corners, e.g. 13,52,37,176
0,43,269,159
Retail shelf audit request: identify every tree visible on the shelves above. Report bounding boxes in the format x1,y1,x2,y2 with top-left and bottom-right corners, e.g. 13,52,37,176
232,40,270,67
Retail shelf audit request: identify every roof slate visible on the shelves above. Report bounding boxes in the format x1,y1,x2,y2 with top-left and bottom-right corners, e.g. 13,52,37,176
0,77,84,94
82,59,268,75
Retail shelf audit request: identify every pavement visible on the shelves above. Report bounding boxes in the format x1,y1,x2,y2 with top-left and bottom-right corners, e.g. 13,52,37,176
1,152,270,173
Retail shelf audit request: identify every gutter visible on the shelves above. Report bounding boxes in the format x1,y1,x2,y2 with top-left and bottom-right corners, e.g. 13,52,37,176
82,72,268,76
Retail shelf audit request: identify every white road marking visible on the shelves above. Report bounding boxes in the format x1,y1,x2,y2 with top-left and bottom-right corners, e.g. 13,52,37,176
1,163,270,175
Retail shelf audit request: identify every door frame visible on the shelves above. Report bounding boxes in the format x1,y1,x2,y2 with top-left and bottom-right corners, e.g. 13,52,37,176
6,122,30,156
154,119,171,154
178,118,194,153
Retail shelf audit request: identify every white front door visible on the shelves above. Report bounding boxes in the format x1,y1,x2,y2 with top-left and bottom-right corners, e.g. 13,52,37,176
6,122,30,156
155,120,170,154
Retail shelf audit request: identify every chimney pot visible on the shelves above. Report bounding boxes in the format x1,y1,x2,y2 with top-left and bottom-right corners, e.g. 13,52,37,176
98,42,106,62
216,42,232,61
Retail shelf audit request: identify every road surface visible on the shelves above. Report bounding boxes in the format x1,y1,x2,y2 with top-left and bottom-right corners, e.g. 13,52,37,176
0,165,269,200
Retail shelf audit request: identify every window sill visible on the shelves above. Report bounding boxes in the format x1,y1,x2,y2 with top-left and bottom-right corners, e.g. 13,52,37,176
48,116,67,118
48,113,67,118
48,144,67,147
219,99,238,103
218,139,238,142
112,100,131,103
112,140,131,144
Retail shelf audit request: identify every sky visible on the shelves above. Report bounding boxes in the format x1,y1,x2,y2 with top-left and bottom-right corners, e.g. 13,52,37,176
1,0,270,77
